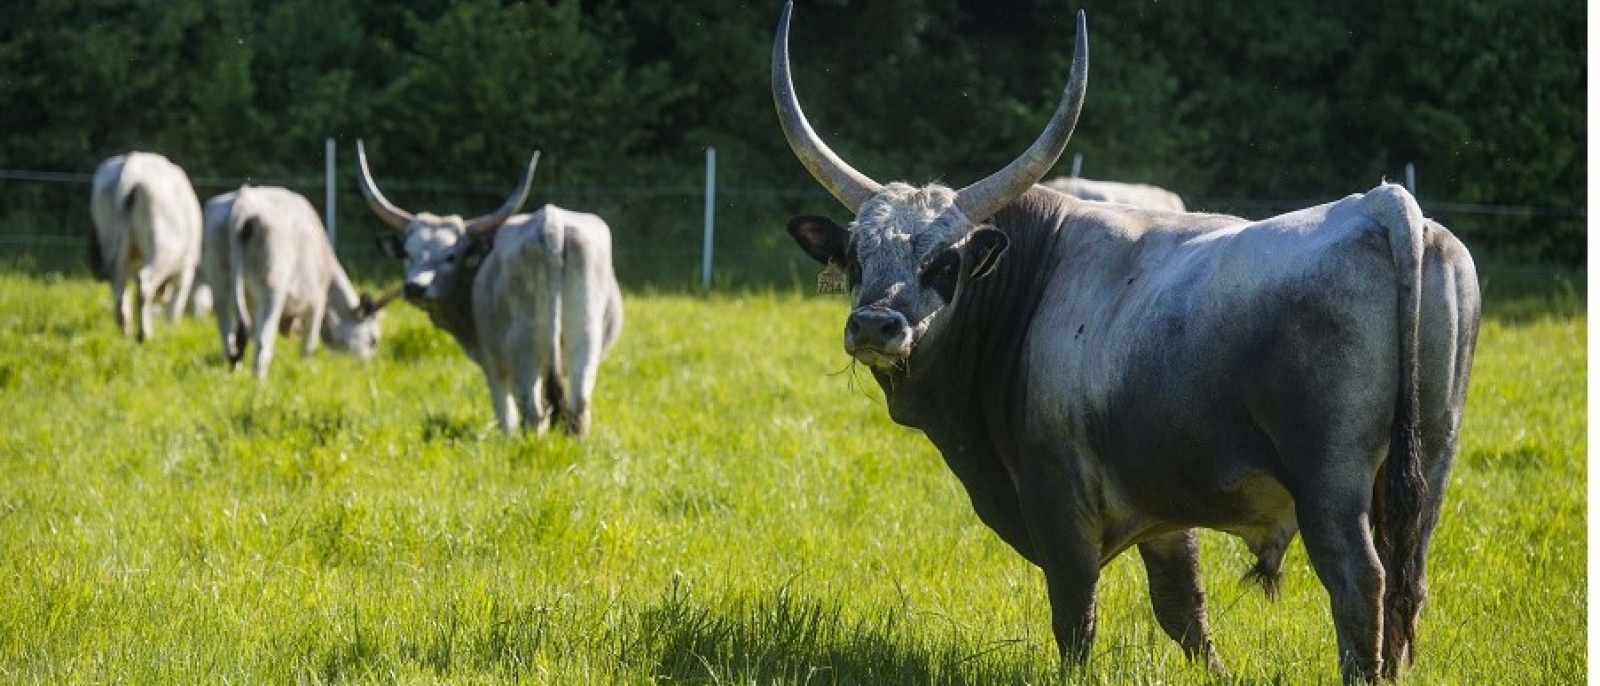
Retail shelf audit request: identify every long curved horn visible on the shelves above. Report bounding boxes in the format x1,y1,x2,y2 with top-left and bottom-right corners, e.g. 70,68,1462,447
954,10,1089,222
465,151,539,235
772,1,882,212
355,139,415,230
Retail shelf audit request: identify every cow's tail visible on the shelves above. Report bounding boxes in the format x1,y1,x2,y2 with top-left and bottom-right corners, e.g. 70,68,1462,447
86,225,109,281
1368,183,1427,670
230,212,259,335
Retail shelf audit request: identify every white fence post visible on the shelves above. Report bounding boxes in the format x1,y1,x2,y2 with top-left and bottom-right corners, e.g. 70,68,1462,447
1070,152,1083,178
325,137,337,246
1405,162,1416,196
702,147,717,290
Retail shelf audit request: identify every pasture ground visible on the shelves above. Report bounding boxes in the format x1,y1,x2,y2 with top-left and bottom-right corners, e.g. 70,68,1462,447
0,268,1584,684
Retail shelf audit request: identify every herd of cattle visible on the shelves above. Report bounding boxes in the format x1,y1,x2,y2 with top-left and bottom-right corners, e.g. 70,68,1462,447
75,4,1481,683
86,141,622,437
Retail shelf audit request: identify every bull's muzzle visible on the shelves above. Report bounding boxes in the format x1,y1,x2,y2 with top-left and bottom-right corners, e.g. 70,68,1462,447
844,307,912,366
403,270,434,301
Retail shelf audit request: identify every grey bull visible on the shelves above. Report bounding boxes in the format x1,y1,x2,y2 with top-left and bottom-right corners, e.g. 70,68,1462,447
774,3,1479,683
357,142,623,436
201,186,393,379
88,151,204,341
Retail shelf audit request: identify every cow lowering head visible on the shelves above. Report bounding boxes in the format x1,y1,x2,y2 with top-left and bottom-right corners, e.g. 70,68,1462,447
356,140,538,303
321,286,400,360
775,2,1086,370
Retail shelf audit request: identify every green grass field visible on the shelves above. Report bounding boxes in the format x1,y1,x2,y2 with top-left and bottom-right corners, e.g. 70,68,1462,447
0,269,1583,684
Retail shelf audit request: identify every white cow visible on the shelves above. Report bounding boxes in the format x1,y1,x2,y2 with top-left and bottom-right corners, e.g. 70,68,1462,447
1043,176,1187,211
201,186,393,379
357,141,623,436
88,152,204,341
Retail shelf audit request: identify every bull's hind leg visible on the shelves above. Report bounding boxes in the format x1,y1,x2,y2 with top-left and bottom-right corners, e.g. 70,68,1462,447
167,267,196,322
559,317,602,437
135,264,163,342
508,331,552,435
1137,529,1227,675
110,271,133,337
1296,486,1385,684
558,257,607,437
249,290,287,379
483,365,519,434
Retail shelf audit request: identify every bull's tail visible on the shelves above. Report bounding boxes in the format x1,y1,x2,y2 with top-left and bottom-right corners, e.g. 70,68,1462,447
1366,183,1428,674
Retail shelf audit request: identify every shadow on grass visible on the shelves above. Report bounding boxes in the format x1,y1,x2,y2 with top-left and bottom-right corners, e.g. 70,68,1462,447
629,578,1043,685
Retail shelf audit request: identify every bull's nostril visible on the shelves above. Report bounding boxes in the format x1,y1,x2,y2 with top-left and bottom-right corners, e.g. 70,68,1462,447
879,321,899,337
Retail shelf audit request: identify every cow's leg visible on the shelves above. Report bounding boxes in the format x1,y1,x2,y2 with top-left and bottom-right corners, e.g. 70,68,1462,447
167,267,195,322
559,293,603,438
1017,463,1101,666
134,264,162,342
302,300,327,356
508,330,550,435
480,354,519,434
1296,486,1384,684
250,291,287,380
110,269,133,337
213,284,244,368
1137,529,1226,675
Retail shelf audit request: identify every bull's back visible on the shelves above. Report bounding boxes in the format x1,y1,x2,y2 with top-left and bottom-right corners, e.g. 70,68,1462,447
1026,189,1441,524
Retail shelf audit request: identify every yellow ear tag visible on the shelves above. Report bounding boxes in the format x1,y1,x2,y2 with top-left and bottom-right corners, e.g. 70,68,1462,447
816,263,847,294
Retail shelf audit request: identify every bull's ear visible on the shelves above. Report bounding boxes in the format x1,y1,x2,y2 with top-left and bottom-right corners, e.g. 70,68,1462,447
965,227,1009,281
374,234,405,260
787,215,848,266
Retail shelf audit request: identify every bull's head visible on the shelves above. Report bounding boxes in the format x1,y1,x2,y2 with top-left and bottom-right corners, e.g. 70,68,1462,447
356,140,539,303
774,1,1087,370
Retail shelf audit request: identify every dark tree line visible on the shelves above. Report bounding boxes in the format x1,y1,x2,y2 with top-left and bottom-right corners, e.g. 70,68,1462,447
0,0,1584,285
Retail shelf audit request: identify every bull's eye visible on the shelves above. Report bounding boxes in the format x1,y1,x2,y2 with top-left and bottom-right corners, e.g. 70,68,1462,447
921,250,961,301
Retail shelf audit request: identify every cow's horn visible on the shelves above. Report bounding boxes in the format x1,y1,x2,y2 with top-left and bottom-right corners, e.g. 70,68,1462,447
954,10,1088,223
772,1,882,212
465,151,540,236
355,139,416,230
363,285,404,315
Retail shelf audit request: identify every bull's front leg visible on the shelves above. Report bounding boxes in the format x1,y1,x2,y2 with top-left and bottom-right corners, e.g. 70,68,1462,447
1017,461,1102,667
1137,529,1227,675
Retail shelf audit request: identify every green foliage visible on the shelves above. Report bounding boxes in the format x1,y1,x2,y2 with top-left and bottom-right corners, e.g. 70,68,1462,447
0,271,1584,683
0,0,1585,283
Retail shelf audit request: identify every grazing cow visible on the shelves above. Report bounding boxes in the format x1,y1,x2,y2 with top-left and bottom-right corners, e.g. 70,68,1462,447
202,186,392,379
773,4,1479,683
1043,176,1187,211
88,151,204,341
356,141,623,436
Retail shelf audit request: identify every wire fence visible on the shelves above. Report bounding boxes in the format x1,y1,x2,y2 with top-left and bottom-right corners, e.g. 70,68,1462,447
1,165,1584,291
